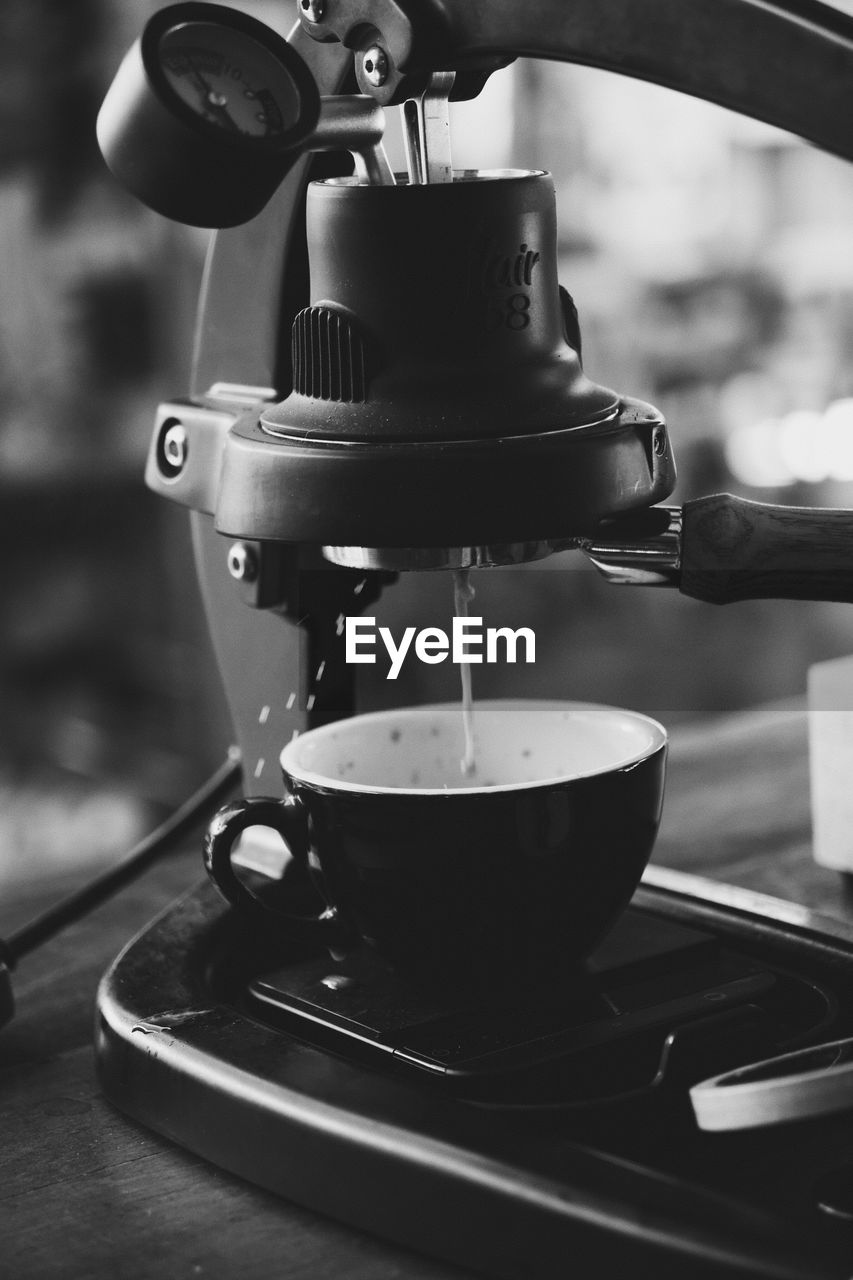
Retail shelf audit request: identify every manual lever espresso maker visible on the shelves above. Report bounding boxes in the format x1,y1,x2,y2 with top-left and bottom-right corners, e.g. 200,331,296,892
92,4,853,1278
97,0,853,788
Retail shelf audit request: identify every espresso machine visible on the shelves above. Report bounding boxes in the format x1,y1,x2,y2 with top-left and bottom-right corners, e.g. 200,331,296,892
91,2,853,1276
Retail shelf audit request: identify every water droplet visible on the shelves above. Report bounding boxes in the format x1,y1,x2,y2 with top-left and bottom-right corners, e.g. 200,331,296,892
258,705,271,724
321,974,359,992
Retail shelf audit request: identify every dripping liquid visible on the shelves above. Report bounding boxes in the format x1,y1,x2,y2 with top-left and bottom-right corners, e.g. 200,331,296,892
453,568,476,777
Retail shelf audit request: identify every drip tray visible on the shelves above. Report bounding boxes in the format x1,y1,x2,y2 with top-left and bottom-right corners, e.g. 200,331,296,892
96,878,853,1280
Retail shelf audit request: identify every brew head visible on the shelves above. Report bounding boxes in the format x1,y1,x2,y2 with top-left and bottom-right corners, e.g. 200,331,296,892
213,169,674,564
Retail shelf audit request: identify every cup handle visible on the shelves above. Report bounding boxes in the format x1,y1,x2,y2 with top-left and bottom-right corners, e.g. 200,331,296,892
203,795,348,946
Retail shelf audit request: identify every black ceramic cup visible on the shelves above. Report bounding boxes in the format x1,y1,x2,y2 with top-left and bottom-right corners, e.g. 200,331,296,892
204,701,667,991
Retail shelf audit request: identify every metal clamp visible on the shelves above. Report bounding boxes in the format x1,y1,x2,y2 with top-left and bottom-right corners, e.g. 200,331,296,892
310,95,395,185
577,507,683,587
401,71,456,184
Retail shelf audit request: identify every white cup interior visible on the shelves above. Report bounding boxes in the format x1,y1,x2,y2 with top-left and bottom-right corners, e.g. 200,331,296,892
280,700,666,794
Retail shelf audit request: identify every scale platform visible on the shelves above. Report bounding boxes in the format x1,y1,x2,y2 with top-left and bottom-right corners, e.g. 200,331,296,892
96,870,853,1279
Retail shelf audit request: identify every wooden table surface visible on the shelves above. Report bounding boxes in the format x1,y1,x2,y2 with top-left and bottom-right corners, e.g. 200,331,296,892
2,705,852,1279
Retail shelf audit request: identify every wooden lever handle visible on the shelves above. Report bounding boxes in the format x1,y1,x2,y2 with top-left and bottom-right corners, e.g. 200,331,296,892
680,493,853,605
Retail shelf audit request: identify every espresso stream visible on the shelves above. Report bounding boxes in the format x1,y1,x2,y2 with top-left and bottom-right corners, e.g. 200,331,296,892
453,569,476,777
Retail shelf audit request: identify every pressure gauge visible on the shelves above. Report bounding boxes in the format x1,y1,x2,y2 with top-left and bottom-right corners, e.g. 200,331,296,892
97,3,321,227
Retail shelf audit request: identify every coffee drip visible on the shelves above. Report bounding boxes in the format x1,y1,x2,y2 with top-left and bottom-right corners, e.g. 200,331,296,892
453,569,477,778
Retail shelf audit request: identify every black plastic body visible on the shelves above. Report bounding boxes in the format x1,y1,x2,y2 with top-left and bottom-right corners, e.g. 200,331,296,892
205,169,676,546
215,396,671,546
265,171,617,442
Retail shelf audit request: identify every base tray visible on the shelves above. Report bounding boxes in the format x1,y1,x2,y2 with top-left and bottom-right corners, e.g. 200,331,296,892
96,877,853,1279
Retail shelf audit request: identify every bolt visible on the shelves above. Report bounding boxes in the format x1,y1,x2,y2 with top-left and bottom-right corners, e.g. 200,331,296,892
158,421,188,476
227,542,258,583
653,426,667,456
300,0,325,21
362,45,389,88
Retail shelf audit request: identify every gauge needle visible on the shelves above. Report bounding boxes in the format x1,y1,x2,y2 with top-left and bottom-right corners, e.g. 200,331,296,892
185,56,241,133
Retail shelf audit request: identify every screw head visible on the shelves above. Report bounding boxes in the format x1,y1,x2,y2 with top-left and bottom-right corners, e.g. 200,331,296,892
227,542,258,583
156,420,188,478
300,0,325,21
162,423,188,471
362,45,389,88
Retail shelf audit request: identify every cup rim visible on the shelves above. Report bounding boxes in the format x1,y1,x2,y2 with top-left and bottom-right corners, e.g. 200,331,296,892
279,700,667,797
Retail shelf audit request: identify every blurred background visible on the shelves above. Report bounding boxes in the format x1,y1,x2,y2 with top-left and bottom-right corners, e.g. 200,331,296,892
4,0,853,888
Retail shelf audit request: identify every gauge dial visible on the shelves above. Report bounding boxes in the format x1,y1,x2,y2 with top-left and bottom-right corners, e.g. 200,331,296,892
97,3,321,227
157,19,305,143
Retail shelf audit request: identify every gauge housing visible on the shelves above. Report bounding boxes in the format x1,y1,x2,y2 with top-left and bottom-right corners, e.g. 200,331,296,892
97,2,321,226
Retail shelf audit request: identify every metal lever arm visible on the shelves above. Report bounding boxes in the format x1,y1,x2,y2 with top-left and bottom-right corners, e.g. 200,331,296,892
427,0,853,162
195,0,853,394
311,95,394,185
